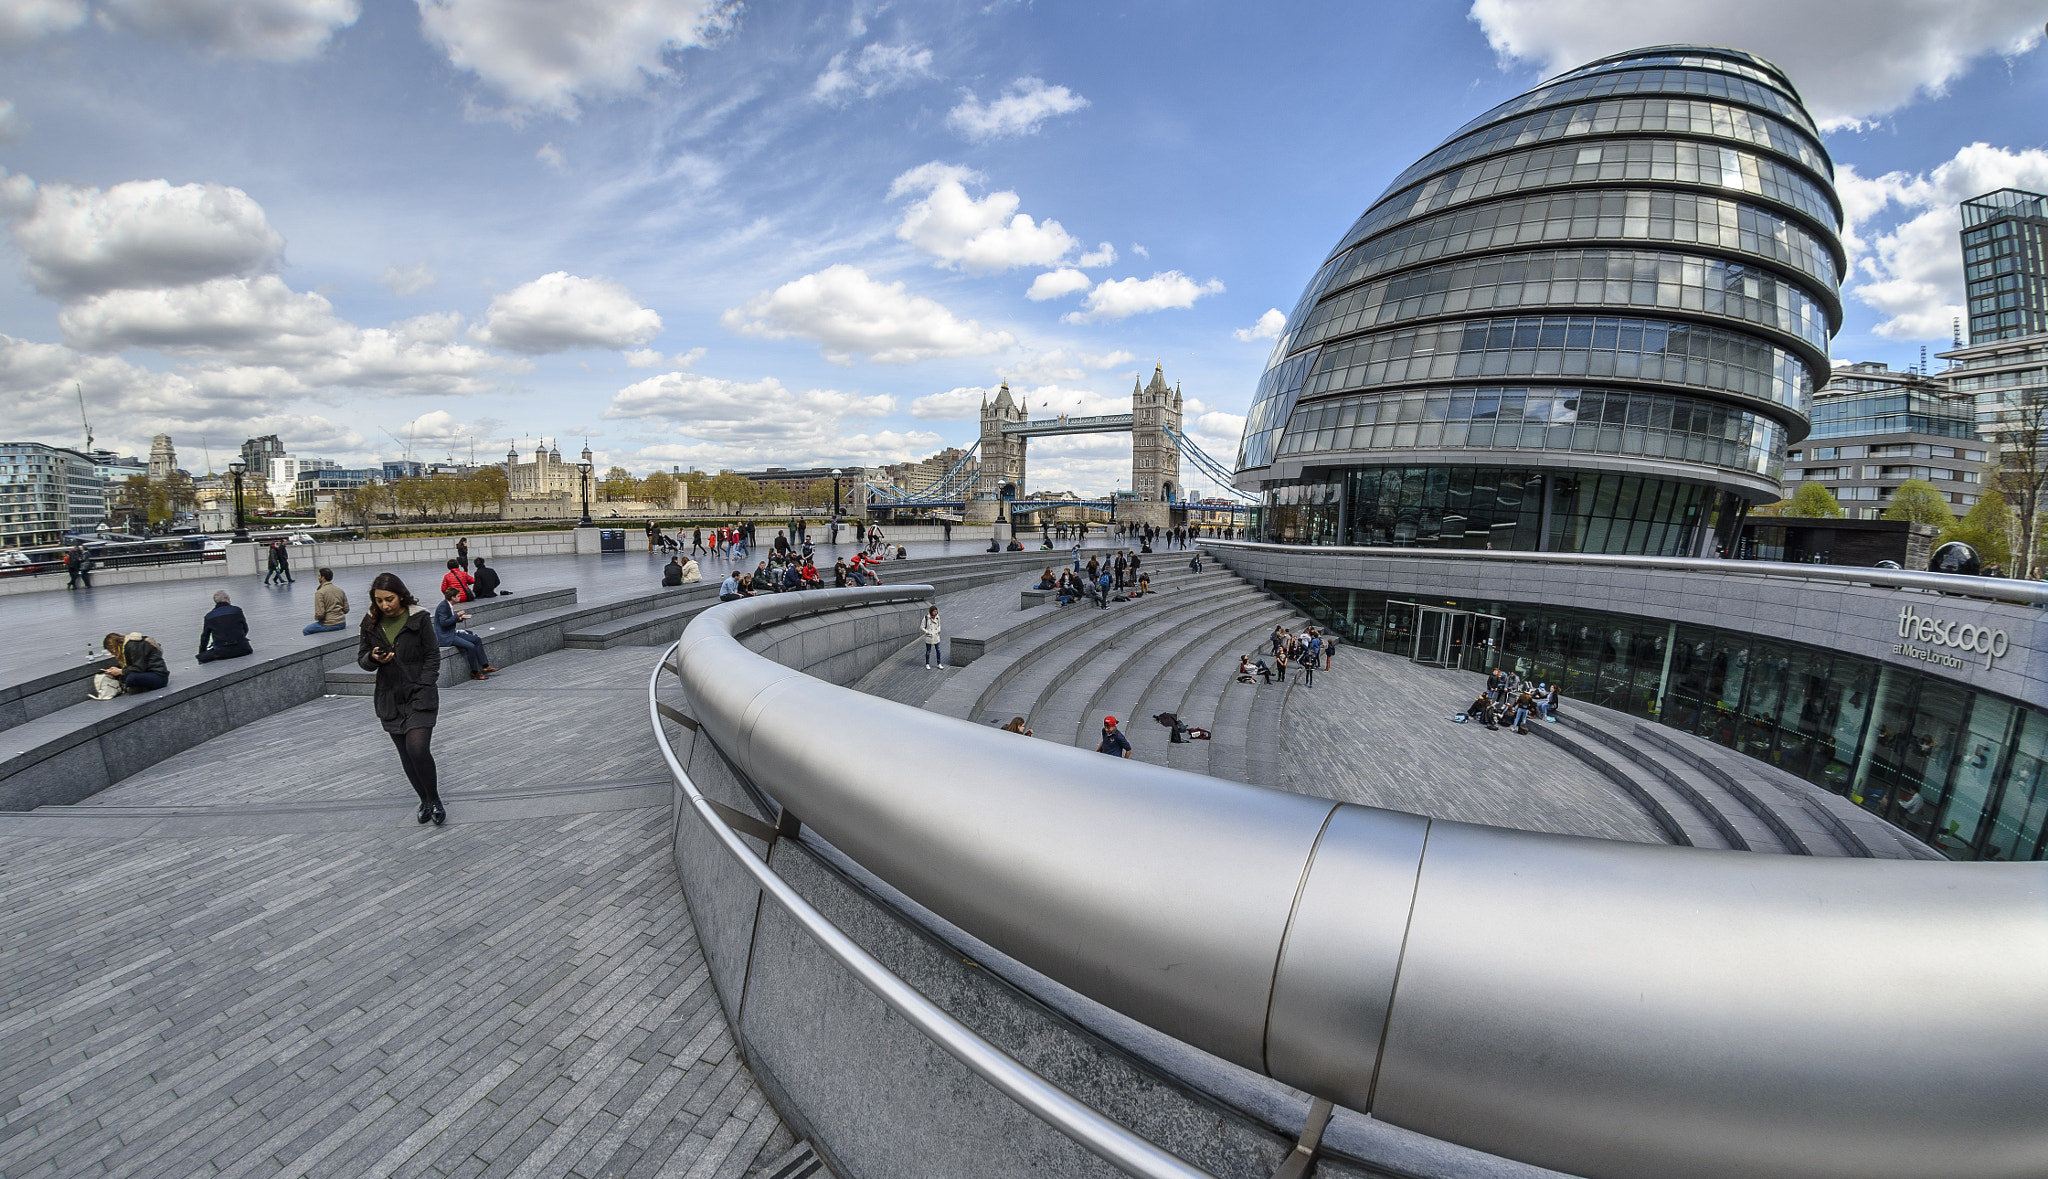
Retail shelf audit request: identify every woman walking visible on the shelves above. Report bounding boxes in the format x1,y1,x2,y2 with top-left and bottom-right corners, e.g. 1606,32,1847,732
358,572,446,825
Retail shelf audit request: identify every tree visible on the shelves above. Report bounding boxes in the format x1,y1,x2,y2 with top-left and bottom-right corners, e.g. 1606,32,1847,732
1987,390,2048,577
707,472,757,512
600,466,639,502
1785,482,1844,519
799,478,836,509
641,470,675,507
1940,490,2016,571
1881,479,1957,528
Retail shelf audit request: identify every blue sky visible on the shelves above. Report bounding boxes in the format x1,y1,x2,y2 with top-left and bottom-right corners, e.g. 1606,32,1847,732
1,0,2044,495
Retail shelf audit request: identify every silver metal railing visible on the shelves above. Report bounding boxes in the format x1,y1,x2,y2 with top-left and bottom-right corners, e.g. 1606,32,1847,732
647,586,1214,1179
1200,538,2048,605
657,587,2048,1179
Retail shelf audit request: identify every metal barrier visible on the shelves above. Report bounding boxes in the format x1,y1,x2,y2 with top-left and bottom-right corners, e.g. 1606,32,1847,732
654,587,2048,1179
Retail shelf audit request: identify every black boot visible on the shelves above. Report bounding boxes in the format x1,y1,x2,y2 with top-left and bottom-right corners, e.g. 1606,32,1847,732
431,800,446,826
416,802,432,824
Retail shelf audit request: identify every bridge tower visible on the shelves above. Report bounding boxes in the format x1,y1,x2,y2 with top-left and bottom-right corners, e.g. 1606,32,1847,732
967,381,1027,524
1126,363,1183,529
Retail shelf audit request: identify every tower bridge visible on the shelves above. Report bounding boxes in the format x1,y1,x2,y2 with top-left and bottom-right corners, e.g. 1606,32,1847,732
966,363,1186,528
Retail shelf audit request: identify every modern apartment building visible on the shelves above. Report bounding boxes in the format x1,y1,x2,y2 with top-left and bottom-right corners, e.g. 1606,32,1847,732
0,442,107,547
1961,188,2048,344
1783,362,1985,518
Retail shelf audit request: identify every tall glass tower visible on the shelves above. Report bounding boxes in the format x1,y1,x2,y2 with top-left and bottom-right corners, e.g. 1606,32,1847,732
1237,46,1842,556
1961,188,2048,344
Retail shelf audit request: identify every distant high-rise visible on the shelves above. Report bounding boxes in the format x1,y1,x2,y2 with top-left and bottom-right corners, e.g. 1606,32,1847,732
1960,188,2048,344
240,434,285,479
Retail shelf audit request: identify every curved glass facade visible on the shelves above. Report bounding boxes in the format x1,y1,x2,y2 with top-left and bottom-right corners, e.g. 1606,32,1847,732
1293,247,1832,354
1240,45,1844,555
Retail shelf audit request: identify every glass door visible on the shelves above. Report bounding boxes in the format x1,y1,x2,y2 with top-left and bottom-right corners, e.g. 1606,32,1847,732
1381,601,1416,655
1413,606,1458,666
1459,613,1506,673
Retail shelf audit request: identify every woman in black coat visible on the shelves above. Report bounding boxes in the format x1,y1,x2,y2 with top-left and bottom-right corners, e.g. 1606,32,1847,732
357,572,446,825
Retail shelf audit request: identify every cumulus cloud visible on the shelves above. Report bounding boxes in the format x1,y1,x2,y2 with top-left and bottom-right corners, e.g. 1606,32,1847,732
908,381,1127,421
945,76,1088,141
720,264,1015,364
811,41,932,103
1001,348,1137,384
1233,308,1286,342
1082,349,1135,369
623,347,665,367
1063,271,1225,324
1076,242,1116,268
603,368,917,467
0,0,86,52
1026,267,1091,301
470,271,663,353
416,0,739,118
379,261,434,296
1468,0,2046,130
62,273,342,355
8,177,284,299
1840,142,2048,340
0,99,27,142
889,162,1079,273
1130,243,1148,258
535,141,568,173
94,0,361,62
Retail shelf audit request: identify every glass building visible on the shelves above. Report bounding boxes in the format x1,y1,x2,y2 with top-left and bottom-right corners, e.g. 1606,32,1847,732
1781,362,1987,519
1238,46,1842,556
1960,188,2048,344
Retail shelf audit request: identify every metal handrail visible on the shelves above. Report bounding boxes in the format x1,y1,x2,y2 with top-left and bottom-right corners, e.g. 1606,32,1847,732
646,592,1215,1179
1202,538,2048,605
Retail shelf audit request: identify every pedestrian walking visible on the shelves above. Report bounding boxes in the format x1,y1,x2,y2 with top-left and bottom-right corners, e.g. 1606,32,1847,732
456,536,470,571
1097,715,1132,758
920,605,943,670
65,544,93,590
358,572,446,825
306,567,349,634
692,527,705,555
274,539,295,585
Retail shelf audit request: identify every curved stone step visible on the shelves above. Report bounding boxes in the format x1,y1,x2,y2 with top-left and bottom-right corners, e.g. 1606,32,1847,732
1560,708,1796,853
1153,607,1299,775
1085,597,1286,756
1019,583,1261,738
1525,720,1719,849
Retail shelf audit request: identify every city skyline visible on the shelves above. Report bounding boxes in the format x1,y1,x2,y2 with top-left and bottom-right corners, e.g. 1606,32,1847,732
1,0,2044,495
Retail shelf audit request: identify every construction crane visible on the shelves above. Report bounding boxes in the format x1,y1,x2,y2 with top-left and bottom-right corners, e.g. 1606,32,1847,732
76,384,92,453
380,423,418,464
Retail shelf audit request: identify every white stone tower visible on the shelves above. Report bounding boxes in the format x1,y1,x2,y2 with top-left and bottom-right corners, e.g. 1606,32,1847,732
967,381,1027,522
1128,363,1183,526
147,434,176,484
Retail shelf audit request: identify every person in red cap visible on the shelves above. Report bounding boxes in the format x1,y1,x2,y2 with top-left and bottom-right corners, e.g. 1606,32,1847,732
1097,715,1131,758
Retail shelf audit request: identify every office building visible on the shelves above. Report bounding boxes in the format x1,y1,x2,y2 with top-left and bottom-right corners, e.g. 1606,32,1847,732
239,434,285,480
1782,362,1986,518
1236,45,1841,556
0,442,107,547
1961,188,2048,344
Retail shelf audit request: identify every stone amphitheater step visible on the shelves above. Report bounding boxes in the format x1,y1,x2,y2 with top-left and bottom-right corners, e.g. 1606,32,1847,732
1152,607,1300,776
1204,623,1315,786
943,562,1220,667
1525,715,1731,849
1558,706,1811,854
1079,597,1290,755
974,580,1254,730
1628,722,1935,860
1024,582,1266,743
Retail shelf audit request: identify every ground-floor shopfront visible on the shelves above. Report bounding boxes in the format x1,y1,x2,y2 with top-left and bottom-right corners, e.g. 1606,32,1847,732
1268,580,2048,862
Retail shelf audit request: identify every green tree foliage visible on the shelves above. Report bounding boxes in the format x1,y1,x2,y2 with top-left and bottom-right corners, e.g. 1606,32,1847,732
799,478,836,508
707,471,758,511
640,470,675,506
1940,490,2015,570
1881,479,1957,528
1786,481,1845,519
600,466,639,502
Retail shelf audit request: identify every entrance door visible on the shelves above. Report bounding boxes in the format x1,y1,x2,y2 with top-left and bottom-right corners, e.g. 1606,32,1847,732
1380,601,1416,656
1458,613,1506,673
1413,606,1458,667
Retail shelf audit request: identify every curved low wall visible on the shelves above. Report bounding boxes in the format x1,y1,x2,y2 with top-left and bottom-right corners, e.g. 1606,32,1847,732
660,587,2048,1179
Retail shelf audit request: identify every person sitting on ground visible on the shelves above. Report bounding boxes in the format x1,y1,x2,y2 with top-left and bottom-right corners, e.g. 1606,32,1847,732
305,567,349,635
471,557,503,598
435,586,499,681
895,544,909,559
737,573,756,596
781,562,803,592
1457,693,1498,729
719,570,743,602
1036,567,1057,590
1134,572,1151,595
1255,658,1274,684
439,558,474,602
662,556,686,587
1005,537,1023,551
1001,716,1034,736
1236,655,1256,684
800,559,821,589
679,554,701,583
1538,683,1563,722
196,589,254,663
986,537,1002,553
1511,690,1536,734
99,632,169,696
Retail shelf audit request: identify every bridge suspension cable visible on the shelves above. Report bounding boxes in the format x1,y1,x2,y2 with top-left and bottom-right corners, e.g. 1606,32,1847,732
1163,426,1256,502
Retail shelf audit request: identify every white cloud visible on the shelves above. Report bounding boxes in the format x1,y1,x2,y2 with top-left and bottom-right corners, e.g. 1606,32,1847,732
889,162,1079,273
1076,242,1116,268
470,271,662,353
0,0,85,52
672,345,705,368
8,176,284,298
1468,0,2046,130
1840,143,2048,339
1130,243,1148,258
535,141,568,173
416,0,738,118
1005,349,1084,384
0,99,27,143
1233,308,1286,342
61,273,344,355
945,76,1088,142
624,347,665,367
94,0,361,62
1082,349,1135,370
381,261,437,296
720,264,1015,365
1026,268,1091,301
909,381,1125,421
604,369,905,465
811,42,932,103
1063,271,1225,324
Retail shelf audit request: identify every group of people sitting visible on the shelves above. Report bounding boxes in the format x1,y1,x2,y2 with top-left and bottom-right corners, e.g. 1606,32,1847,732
717,550,889,601
1041,558,1152,608
1456,666,1563,733
1236,624,1335,686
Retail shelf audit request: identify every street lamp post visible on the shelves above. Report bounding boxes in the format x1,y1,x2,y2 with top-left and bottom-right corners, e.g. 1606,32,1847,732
577,461,594,526
829,469,842,518
228,459,250,542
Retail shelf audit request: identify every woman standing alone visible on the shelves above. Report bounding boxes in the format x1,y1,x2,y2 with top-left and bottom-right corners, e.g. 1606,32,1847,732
358,572,446,825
